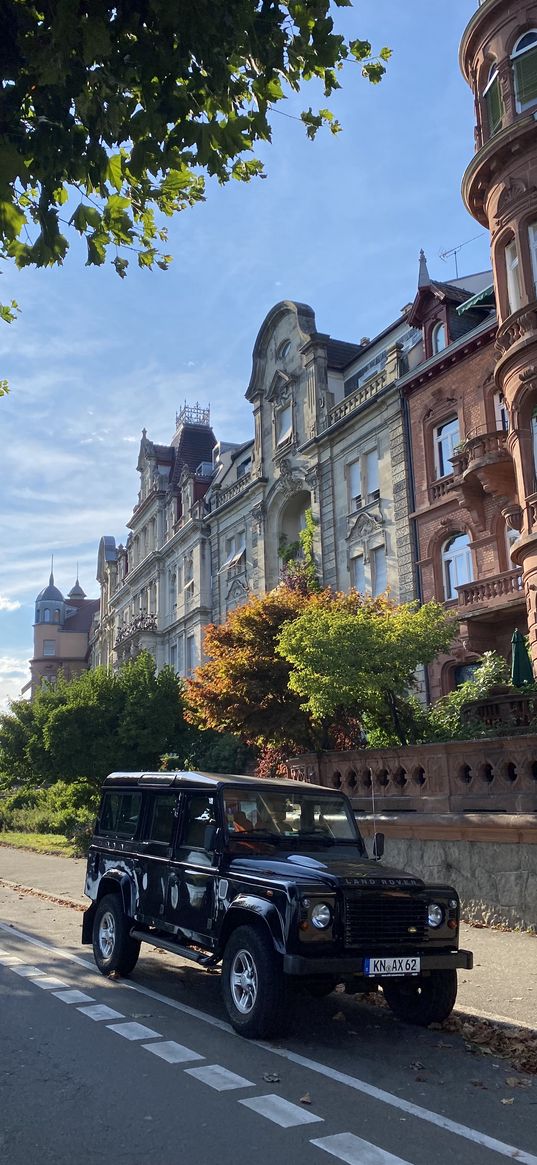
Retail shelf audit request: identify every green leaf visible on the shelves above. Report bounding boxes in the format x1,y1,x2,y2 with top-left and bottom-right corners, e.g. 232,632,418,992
106,155,123,192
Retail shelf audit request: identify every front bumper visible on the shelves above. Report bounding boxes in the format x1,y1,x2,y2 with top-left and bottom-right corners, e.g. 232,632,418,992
283,948,473,976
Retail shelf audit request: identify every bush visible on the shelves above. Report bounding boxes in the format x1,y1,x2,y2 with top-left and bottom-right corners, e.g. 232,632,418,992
0,779,98,841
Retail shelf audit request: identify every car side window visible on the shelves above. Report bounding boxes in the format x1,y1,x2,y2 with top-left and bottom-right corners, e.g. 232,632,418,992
146,794,178,846
175,794,218,864
99,792,142,838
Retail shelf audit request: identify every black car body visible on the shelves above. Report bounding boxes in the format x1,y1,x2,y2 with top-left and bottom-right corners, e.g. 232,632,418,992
83,771,473,1037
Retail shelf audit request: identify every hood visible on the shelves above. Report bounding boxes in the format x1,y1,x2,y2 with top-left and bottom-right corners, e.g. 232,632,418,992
227,849,424,889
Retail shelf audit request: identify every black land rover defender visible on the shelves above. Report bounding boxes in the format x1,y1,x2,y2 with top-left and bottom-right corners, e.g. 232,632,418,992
83,771,472,1038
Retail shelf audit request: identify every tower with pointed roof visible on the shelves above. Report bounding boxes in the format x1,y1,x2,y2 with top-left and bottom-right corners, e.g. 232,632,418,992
461,0,537,672
28,565,99,698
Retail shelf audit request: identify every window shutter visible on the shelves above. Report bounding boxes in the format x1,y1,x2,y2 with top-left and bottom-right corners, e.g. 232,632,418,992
515,48,537,107
485,76,502,134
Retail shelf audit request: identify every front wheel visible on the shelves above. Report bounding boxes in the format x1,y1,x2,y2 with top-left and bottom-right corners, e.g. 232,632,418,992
92,893,140,977
221,925,287,1038
382,969,457,1026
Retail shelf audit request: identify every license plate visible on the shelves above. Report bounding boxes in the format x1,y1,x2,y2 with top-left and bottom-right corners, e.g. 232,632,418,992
364,956,420,977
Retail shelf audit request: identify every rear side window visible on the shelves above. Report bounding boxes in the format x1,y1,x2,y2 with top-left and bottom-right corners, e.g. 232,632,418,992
99,792,142,838
147,794,178,845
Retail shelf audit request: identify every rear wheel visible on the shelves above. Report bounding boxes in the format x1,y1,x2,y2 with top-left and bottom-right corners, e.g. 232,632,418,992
92,893,140,977
222,925,287,1038
382,969,457,1026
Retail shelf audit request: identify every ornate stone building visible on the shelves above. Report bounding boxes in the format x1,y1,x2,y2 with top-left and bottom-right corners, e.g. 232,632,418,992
460,0,537,671
27,567,99,698
401,252,526,699
90,299,418,675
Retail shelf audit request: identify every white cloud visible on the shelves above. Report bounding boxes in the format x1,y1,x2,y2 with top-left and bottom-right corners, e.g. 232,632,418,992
0,596,22,612
0,652,31,711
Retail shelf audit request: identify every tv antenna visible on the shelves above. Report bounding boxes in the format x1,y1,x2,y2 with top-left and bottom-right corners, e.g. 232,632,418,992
438,232,486,279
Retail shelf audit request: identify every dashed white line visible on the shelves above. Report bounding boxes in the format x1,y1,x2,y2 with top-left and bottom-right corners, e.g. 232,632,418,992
106,1021,162,1041
31,976,69,990
78,1003,125,1022
142,1040,205,1064
0,954,23,965
239,1094,324,1128
53,989,94,1004
11,964,46,978
311,1133,414,1165
185,1064,254,1091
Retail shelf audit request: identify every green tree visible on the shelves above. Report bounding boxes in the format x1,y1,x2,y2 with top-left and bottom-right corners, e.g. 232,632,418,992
0,1,390,287
0,652,191,786
277,595,456,746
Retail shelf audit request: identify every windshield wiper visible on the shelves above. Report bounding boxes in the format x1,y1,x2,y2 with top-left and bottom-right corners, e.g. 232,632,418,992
295,832,337,846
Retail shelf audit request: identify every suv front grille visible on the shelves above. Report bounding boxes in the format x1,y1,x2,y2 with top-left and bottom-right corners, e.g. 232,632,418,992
343,894,427,948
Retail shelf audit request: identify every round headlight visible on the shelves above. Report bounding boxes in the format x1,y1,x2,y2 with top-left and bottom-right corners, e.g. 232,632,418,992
427,903,444,928
311,902,332,929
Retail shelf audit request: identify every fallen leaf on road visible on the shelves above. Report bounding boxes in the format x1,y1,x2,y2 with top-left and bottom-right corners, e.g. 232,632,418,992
505,1077,532,1088
410,1060,424,1071
300,1093,312,1105
263,1073,280,1084
501,1097,514,1105
470,1080,487,1089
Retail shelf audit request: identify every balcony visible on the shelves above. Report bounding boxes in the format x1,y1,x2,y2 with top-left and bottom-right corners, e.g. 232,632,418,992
115,613,158,650
450,428,516,504
428,476,453,504
457,568,524,614
495,303,537,361
211,471,252,511
327,369,388,428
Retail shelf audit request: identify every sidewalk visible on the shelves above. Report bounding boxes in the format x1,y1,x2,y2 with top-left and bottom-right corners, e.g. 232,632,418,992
0,842,535,1031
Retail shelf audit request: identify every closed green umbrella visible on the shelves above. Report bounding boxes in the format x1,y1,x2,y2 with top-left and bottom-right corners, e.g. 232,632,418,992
511,629,534,686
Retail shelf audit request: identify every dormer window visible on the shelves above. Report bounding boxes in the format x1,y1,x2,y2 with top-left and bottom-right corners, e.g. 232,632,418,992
431,322,447,355
512,30,537,112
236,456,251,480
483,63,502,135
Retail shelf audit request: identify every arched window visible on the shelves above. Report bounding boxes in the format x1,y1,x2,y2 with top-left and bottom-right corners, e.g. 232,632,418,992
434,416,460,479
483,62,502,135
43,608,51,623
505,238,522,312
512,30,537,111
442,533,473,600
432,322,447,354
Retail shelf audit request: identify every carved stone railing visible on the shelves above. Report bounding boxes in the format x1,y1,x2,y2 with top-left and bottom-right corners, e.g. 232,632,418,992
327,369,388,427
428,476,453,503
211,471,252,510
286,737,537,813
495,303,537,358
456,568,524,610
115,613,157,646
452,429,509,474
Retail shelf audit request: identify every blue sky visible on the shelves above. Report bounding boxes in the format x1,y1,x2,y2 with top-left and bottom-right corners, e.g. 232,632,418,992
0,1,490,707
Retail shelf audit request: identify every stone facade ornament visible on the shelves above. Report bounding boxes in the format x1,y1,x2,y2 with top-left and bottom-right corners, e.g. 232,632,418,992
251,502,265,531
279,459,304,495
304,466,319,502
346,509,383,560
266,370,294,404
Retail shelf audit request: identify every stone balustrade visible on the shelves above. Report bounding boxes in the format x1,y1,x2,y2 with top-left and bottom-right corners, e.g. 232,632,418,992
115,613,158,646
495,303,537,358
327,369,388,427
211,471,252,510
428,476,453,503
457,567,524,609
286,735,537,813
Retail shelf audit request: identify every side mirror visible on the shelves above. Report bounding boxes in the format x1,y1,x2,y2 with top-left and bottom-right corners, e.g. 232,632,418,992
372,832,384,861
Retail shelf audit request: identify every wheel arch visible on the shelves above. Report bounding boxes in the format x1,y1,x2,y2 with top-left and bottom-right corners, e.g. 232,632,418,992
82,871,136,943
218,896,286,957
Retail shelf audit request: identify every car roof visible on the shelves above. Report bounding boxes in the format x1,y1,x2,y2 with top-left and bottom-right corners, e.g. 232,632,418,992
102,770,329,793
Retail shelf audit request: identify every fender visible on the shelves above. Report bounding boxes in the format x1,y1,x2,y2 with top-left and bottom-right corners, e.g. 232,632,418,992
81,869,137,944
217,893,286,956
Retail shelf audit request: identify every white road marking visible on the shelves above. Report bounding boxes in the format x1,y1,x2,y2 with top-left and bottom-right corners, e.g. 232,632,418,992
53,989,94,1004
77,1003,125,1022
239,1094,324,1128
31,976,69,990
11,964,45,978
185,1064,254,1091
106,1021,161,1041
142,1040,205,1064
311,1132,414,1165
0,954,23,965
1,922,536,1165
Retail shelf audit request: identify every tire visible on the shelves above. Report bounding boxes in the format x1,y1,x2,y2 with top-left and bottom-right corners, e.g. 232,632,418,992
221,924,287,1038
382,969,457,1026
92,893,141,977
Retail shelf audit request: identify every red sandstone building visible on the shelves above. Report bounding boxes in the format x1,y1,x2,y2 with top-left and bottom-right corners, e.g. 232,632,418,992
460,0,537,674
401,254,526,699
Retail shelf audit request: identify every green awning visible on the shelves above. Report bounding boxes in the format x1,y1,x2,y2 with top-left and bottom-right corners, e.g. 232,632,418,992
456,284,495,315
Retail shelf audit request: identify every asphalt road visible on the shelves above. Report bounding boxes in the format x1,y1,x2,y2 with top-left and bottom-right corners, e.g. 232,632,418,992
0,885,536,1165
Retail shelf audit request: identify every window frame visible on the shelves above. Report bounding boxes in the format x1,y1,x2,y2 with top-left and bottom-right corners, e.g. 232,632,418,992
350,553,365,593
528,221,537,294
505,238,522,312
434,416,460,480
431,322,447,355
275,402,293,446
483,63,503,135
371,544,387,597
512,30,537,112
442,533,474,602
43,639,56,657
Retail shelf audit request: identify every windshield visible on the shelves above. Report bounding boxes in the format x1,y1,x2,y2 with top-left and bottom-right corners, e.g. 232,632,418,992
223,788,365,852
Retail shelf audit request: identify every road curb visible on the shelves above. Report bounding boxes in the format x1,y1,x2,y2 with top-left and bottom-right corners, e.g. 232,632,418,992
0,877,85,912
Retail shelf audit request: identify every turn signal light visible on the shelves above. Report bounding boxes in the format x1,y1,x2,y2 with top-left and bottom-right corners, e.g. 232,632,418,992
448,919,457,930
